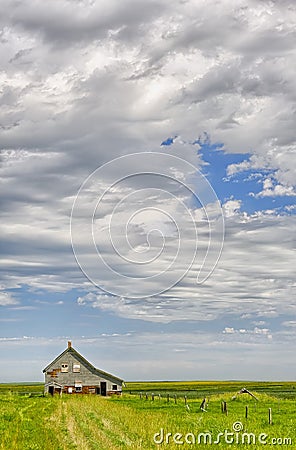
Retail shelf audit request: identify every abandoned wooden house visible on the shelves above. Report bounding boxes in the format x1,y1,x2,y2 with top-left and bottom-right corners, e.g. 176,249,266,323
43,341,123,396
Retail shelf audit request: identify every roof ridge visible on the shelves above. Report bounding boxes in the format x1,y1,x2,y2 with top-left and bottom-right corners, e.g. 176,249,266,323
42,345,123,383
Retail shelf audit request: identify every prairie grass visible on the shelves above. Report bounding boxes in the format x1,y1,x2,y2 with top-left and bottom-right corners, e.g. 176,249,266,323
0,382,295,449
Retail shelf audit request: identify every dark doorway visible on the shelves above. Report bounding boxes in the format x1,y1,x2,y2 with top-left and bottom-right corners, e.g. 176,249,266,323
48,386,54,396
100,382,107,396
96,387,101,395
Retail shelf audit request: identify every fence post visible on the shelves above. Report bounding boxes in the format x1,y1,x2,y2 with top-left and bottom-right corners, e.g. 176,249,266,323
184,395,187,405
174,394,177,404
200,398,207,411
167,393,170,402
152,393,154,401
245,406,248,419
223,401,228,415
140,392,142,400
268,408,272,425
145,393,148,400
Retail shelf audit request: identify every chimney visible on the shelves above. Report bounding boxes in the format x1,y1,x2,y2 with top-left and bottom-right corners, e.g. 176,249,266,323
68,341,72,349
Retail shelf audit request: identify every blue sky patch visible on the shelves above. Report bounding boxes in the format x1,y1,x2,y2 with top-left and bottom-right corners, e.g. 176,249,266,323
161,134,296,215
161,136,177,146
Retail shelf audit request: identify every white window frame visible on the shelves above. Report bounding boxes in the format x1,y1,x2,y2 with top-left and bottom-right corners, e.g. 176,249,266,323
75,381,82,392
61,363,69,373
73,363,81,373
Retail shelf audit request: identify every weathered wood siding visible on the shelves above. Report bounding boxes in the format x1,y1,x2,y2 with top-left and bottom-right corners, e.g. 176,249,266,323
44,350,122,394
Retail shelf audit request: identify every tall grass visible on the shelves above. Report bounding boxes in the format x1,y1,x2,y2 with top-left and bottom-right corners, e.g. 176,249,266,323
0,382,295,449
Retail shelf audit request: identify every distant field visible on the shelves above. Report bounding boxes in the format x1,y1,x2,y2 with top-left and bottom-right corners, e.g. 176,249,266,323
0,381,295,449
124,380,296,399
0,383,44,395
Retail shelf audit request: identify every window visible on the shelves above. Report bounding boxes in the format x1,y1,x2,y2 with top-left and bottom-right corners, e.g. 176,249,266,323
75,381,82,392
73,363,80,373
112,385,117,390
61,363,68,373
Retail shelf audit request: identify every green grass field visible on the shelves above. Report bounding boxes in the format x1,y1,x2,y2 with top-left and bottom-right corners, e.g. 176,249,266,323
0,381,295,449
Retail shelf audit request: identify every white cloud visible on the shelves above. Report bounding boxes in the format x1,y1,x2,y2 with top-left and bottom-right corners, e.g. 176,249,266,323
0,291,18,306
223,199,241,217
223,326,272,338
223,327,235,334
76,209,296,323
256,183,296,198
248,176,296,199
282,321,296,328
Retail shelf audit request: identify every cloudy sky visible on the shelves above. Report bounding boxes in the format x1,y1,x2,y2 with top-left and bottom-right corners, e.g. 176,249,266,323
1,0,295,382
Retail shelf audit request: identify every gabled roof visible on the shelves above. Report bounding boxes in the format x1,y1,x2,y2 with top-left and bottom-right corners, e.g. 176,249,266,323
43,344,123,384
